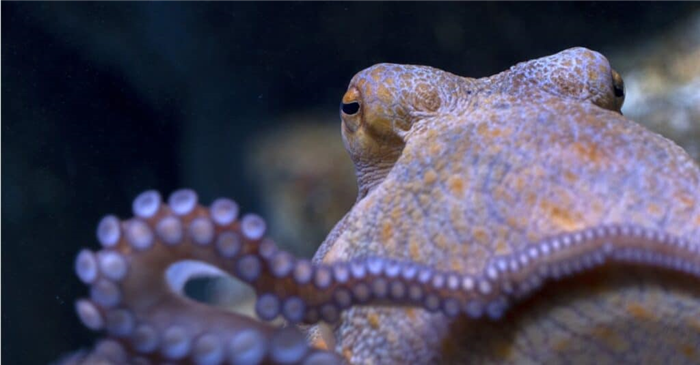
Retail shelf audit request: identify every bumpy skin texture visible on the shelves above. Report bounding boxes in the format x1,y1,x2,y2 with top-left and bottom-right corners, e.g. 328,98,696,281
316,48,700,364
63,48,700,365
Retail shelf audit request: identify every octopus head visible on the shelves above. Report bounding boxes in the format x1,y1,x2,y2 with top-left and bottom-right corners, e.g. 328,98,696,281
504,47,626,112
340,63,465,197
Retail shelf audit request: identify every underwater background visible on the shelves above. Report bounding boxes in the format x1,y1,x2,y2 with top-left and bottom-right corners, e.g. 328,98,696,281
3,2,700,364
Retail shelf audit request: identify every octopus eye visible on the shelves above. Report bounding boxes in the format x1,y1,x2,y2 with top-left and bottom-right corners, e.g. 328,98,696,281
613,82,624,98
611,70,625,98
341,101,360,115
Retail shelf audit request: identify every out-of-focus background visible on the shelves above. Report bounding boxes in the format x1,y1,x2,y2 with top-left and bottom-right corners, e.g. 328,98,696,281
2,3,699,364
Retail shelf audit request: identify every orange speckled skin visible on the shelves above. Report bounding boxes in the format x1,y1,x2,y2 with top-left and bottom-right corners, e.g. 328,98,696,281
314,48,700,364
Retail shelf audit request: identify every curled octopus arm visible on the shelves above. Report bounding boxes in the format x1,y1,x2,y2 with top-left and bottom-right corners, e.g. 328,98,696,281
69,189,700,364
70,189,343,365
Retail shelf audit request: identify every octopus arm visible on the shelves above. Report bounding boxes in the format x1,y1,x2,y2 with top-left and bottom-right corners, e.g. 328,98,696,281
70,189,344,365
66,186,700,364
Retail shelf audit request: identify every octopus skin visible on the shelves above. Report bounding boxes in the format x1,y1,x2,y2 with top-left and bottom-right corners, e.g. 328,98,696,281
63,48,700,365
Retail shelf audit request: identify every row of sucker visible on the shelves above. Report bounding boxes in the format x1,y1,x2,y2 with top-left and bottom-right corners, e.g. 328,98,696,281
74,189,344,365
250,225,700,324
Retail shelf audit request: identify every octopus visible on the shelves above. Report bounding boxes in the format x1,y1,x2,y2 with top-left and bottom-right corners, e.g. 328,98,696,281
61,47,700,365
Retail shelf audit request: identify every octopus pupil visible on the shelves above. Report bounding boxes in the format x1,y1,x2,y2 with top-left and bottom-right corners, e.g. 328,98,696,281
613,84,624,98
341,102,360,115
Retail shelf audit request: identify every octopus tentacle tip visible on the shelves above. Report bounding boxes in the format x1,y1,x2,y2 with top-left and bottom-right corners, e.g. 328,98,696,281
193,333,225,365
132,190,162,218
256,293,282,321
189,217,216,245
161,325,192,360
228,329,267,365
132,324,159,354
168,188,198,216
269,327,309,364
96,215,121,248
75,249,98,284
125,219,155,251
90,279,121,308
96,250,128,282
215,231,242,258
241,213,267,241
237,254,262,282
156,215,184,246
210,197,239,226
105,309,135,337
75,299,104,331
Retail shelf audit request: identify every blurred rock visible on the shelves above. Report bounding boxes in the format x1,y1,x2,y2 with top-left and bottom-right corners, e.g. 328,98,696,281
246,112,358,258
205,113,356,318
611,12,700,161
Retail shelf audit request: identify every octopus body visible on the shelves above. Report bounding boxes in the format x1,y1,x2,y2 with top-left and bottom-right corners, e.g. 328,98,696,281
63,48,700,365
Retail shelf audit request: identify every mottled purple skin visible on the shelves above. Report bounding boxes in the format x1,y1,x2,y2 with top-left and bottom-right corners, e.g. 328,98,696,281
315,48,700,364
